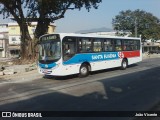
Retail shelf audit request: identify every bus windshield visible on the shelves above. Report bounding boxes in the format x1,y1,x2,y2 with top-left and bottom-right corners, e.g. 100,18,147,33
38,41,61,63
39,41,61,62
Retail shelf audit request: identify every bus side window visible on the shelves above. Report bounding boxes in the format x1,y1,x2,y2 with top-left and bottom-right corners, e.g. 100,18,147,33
115,39,122,51
123,40,129,51
123,40,137,51
123,45,127,50
134,40,140,50
78,38,92,53
130,40,134,51
104,39,114,51
93,39,102,52
63,37,76,61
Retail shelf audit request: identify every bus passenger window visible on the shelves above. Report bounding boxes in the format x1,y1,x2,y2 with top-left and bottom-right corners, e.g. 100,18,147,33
78,38,92,53
134,41,140,50
115,39,122,51
104,39,114,51
87,46,91,52
123,40,136,51
93,39,102,52
123,45,127,50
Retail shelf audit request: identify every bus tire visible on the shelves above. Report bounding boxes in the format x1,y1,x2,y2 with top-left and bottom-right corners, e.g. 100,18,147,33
121,59,128,70
79,64,89,77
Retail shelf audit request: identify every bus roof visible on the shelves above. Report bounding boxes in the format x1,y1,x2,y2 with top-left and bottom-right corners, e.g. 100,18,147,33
40,33,141,40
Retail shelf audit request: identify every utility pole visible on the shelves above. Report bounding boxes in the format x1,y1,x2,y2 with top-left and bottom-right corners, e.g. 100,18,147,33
135,18,138,37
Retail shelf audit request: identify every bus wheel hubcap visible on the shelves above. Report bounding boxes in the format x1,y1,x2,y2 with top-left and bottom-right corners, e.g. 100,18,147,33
81,67,87,74
123,62,126,68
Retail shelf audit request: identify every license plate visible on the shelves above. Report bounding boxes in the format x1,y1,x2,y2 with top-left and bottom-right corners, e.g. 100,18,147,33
43,69,48,73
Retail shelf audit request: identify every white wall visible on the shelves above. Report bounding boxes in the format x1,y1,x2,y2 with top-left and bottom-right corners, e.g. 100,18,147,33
0,38,8,57
9,36,21,45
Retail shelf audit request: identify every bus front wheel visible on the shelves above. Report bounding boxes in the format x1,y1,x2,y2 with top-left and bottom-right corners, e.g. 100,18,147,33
121,59,128,70
79,64,89,77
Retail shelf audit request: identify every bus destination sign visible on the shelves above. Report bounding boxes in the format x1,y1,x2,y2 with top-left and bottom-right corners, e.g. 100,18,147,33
41,35,59,41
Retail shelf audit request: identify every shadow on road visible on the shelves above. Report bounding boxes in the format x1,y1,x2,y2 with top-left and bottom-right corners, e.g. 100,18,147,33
0,66,160,120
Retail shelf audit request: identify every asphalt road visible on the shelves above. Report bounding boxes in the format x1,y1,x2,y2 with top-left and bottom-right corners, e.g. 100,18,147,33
0,58,160,120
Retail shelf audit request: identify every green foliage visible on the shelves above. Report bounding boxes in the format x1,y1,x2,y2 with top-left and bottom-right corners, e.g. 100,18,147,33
0,0,102,60
27,0,102,21
0,0,102,37
112,9,160,40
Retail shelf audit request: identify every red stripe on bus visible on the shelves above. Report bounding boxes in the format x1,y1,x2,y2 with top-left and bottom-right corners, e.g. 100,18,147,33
123,51,140,58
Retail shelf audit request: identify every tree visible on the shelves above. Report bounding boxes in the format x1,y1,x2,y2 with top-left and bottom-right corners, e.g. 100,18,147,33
112,9,160,40
0,0,102,61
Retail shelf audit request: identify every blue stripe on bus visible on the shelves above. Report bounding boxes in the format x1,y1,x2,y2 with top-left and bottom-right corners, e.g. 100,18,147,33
39,62,57,69
63,52,119,65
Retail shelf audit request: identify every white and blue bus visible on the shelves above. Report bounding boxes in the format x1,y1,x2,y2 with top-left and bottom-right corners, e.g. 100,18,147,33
38,33,142,77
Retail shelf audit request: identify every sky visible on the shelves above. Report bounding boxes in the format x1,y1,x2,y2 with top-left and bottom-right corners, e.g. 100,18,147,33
0,0,160,33
54,0,160,33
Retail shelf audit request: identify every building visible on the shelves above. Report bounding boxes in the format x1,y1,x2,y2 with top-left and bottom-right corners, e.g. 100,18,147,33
0,24,9,57
0,34,9,58
0,22,56,58
143,40,160,53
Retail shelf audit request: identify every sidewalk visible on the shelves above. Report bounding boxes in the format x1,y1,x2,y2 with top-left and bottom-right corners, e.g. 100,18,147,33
0,62,43,84
0,69,43,84
0,57,14,62
142,53,160,59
